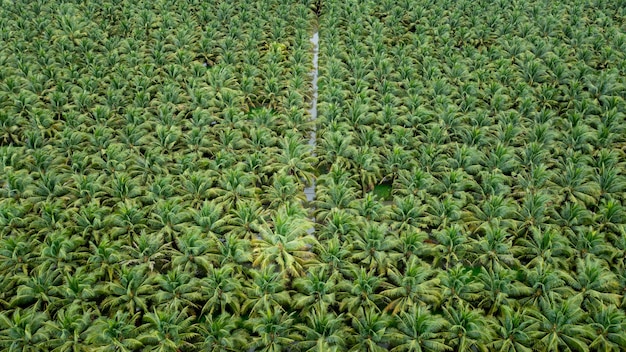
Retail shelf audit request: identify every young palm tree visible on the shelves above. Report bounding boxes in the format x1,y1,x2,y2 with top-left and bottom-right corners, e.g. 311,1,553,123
438,265,482,308
337,267,387,315
150,270,202,312
432,225,471,269
563,257,620,310
242,265,291,316
469,221,518,271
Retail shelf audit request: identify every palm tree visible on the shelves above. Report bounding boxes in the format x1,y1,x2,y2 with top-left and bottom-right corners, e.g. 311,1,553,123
150,270,202,312
350,221,402,274
190,201,227,238
563,257,620,310
100,266,152,316
551,161,600,207
315,237,354,278
337,267,387,315
295,308,350,352
122,232,171,273
87,239,125,282
432,225,471,269
382,256,440,314
316,208,358,241
477,268,529,316
588,304,626,352
85,311,142,352
267,133,316,186
489,306,538,352
200,263,243,317
44,305,92,352
351,146,382,194
170,230,212,275
137,308,198,352
348,308,392,352
242,265,291,316
211,167,259,211
388,195,428,234
247,307,299,352
519,260,574,308
439,264,482,308
514,226,572,270
572,226,616,262
11,266,62,313
225,199,267,240
469,221,518,271
197,313,247,352
293,267,339,313
463,194,517,233
252,205,317,278
442,302,492,352
534,297,593,352
0,308,49,352
390,306,450,352
57,267,96,312
0,233,37,275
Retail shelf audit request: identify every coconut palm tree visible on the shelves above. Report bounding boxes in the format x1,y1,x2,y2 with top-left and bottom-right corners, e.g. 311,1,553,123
293,267,339,313
534,297,593,352
294,308,350,352
587,304,626,352
350,221,402,275
99,266,152,316
247,307,299,352
390,305,450,352
44,305,93,352
252,205,317,278
337,267,387,315
137,308,198,352
242,265,291,316
347,307,392,352
382,256,440,314
200,263,243,317
85,311,142,352
0,308,49,352
197,313,247,352
488,306,538,352
442,302,492,352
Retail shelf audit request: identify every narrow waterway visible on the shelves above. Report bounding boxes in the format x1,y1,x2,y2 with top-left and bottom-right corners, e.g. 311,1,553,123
304,31,319,234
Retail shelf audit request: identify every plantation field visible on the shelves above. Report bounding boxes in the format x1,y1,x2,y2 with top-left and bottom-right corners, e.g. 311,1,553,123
1,0,626,351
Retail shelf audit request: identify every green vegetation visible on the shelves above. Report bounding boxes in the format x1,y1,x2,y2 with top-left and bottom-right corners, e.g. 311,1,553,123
1,0,626,351
373,183,393,201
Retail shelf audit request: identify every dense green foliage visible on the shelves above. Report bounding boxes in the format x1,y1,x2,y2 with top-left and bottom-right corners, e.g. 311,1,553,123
1,0,626,351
